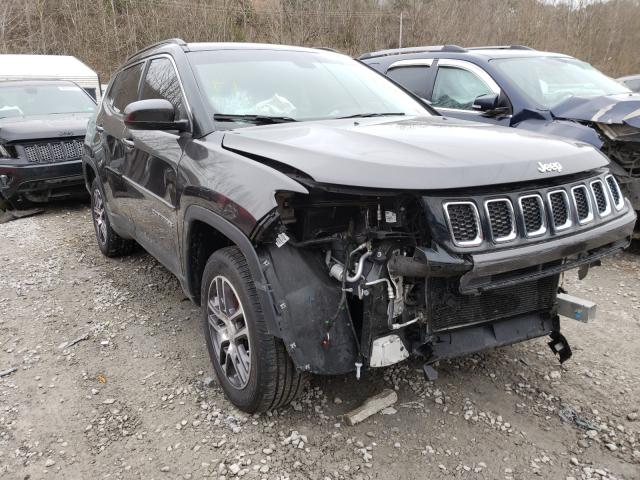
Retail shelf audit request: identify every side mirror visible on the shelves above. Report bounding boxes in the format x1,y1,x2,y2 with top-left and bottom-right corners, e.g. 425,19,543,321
472,93,500,112
123,99,188,131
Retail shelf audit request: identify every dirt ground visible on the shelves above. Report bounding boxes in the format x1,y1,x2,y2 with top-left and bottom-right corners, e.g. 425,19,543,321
1,201,639,480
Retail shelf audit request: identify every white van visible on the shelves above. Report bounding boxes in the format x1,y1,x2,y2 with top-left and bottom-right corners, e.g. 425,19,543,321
0,54,101,102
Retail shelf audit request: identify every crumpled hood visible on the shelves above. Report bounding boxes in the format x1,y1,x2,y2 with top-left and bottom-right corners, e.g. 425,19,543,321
0,113,92,142
221,116,608,190
551,93,640,129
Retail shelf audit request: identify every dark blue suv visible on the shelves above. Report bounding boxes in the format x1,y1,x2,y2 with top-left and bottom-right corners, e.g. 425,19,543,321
360,45,640,215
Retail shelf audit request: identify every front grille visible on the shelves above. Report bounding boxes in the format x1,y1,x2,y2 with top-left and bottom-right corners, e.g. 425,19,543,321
21,138,84,163
445,202,481,246
519,195,546,236
428,275,558,332
439,172,624,249
606,175,623,209
590,180,610,216
485,199,515,241
548,190,570,229
572,186,593,223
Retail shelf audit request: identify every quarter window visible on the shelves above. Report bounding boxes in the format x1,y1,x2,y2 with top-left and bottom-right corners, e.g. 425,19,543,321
140,57,187,120
109,63,143,113
431,66,493,110
386,66,430,99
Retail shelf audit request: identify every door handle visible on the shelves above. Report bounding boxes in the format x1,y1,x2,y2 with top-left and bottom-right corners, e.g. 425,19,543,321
122,138,135,149
96,125,104,132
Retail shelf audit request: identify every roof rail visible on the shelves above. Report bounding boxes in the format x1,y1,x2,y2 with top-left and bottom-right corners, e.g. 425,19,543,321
126,38,187,61
466,45,535,51
359,44,467,60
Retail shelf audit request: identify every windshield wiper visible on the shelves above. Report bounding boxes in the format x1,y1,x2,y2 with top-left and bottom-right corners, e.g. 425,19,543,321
213,114,297,125
336,112,406,119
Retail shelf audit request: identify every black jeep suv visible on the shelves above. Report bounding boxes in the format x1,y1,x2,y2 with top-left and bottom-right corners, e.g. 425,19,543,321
0,80,96,206
83,39,635,413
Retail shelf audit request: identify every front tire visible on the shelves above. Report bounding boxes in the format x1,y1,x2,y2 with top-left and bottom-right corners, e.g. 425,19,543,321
90,178,136,257
202,246,307,412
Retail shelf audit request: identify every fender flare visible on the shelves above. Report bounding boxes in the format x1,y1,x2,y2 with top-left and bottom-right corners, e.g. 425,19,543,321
182,204,280,336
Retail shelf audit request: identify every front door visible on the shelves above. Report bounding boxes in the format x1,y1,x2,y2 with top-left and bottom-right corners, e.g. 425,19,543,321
430,60,511,127
121,56,190,276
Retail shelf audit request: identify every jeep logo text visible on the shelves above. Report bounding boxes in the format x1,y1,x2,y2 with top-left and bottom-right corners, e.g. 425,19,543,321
538,161,563,173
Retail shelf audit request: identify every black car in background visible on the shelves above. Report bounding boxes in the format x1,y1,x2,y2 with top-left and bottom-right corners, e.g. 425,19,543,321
0,80,96,207
360,46,640,215
83,39,634,412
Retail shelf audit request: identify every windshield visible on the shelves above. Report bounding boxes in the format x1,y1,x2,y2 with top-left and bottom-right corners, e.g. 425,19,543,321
188,49,430,125
493,56,631,109
0,83,96,118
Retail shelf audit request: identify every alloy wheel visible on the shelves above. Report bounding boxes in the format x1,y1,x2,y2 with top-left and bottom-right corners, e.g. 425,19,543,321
206,275,251,389
92,188,107,246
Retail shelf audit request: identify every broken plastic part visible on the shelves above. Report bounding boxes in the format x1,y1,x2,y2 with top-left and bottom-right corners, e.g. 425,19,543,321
548,331,572,363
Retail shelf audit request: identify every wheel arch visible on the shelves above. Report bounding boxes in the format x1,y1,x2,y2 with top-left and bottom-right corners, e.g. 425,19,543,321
182,205,278,327
82,160,98,194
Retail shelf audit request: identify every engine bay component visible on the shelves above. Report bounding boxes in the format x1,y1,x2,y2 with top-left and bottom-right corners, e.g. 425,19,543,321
369,334,410,367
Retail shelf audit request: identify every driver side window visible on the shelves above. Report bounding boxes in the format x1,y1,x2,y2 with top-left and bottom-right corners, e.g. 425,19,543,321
431,67,492,110
140,57,188,121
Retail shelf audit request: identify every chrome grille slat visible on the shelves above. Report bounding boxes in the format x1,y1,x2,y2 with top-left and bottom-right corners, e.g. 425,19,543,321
519,194,546,237
484,199,516,242
590,180,611,217
571,185,594,224
605,175,624,210
444,201,482,247
20,139,84,164
547,190,572,231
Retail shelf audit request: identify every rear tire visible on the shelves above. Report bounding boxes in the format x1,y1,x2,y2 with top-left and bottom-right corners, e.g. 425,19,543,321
90,178,136,257
202,246,307,412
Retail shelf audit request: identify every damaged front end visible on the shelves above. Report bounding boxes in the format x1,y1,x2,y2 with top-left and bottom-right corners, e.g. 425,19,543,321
597,123,640,214
549,94,640,215
252,170,635,378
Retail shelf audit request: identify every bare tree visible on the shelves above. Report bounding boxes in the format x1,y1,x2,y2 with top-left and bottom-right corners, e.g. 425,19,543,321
0,0,637,79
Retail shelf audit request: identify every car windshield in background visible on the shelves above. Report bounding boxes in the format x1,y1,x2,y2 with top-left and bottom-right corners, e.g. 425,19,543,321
188,49,429,125
492,56,631,109
0,84,96,118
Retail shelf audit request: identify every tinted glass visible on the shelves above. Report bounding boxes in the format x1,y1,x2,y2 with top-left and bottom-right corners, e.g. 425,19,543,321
188,49,430,125
109,63,143,113
493,56,631,109
0,83,96,118
387,66,430,98
140,57,187,120
625,79,640,92
431,67,493,110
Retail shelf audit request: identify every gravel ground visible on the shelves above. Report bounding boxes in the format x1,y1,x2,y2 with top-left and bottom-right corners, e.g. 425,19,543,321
1,202,639,480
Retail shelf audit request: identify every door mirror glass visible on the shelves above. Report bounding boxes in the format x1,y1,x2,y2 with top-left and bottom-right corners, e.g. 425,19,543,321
472,93,500,111
123,99,188,131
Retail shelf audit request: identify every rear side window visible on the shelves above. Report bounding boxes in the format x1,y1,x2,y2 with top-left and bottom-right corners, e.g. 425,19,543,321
140,57,188,120
626,79,640,91
108,63,143,113
431,66,492,110
386,66,430,99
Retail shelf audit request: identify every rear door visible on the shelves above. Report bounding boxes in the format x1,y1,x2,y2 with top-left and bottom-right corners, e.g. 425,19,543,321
384,59,435,102
429,59,511,126
121,56,190,275
96,62,144,232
